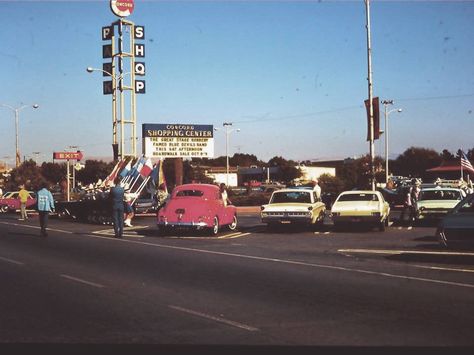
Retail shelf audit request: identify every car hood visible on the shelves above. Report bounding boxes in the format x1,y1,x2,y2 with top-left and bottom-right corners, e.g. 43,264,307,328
331,201,381,212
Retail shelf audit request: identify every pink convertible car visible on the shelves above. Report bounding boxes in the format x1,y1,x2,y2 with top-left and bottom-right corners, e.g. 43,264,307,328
157,183,238,235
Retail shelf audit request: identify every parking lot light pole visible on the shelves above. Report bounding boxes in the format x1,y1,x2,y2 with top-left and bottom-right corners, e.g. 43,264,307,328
0,103,39,168
381,99,402,184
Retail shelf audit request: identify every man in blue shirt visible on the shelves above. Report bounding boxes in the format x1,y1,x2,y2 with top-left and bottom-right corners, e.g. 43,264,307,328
36,182,55,237
109,177,125,238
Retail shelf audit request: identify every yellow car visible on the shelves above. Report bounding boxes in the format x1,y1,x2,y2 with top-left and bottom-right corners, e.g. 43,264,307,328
260,187,326,230
416,187,465,221
331,190,390,231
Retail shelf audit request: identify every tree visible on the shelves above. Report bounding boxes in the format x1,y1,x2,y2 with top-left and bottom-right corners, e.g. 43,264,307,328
318,173,345,196
267,156,301,183
440,149,455,160
391,147,442,179
40,162,66,184
75,160,115,185
6,160,44,191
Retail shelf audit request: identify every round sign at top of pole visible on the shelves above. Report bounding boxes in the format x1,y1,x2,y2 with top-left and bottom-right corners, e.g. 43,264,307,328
110,0,134,17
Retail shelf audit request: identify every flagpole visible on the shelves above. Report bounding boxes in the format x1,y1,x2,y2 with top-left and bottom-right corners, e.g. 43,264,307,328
461,153,464,181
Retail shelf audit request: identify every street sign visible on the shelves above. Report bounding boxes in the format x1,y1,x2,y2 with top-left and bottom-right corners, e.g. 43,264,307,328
110,0,134,18
53,151,84,161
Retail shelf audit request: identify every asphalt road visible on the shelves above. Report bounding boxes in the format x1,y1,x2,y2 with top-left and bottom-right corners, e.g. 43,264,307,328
0,210,473,348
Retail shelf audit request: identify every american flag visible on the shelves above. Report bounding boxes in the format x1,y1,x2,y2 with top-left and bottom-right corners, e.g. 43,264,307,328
461,151,474,172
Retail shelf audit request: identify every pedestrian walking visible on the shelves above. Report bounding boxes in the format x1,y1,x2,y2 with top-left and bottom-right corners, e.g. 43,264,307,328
124,192,135,227
18,184,30,220
109,177,125,238
36,182,55,237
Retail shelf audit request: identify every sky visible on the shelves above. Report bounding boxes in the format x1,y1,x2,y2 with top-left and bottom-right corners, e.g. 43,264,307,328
1,0,474,166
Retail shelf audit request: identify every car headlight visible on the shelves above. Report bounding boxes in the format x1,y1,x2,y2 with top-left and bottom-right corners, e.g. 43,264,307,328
307,206,313,211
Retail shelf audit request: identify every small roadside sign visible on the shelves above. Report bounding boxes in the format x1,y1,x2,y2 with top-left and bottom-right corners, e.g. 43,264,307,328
53,151,84,161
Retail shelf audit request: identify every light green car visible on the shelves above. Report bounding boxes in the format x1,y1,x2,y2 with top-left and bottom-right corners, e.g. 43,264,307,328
330,190,390,231
260,188,326,230
416,187,465,221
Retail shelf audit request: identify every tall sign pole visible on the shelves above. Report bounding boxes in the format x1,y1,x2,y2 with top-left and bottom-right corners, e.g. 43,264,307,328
365,0,375,191
99,0,145,161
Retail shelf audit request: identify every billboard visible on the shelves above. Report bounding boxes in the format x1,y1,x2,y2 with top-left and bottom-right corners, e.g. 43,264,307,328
142,124,214,158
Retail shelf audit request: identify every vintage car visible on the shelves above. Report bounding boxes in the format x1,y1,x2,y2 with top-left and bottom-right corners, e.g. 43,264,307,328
436,192,474,248
330,190,390,231
0,190,37,213
415,187,465,221
156,183,237,236
260,188,326,230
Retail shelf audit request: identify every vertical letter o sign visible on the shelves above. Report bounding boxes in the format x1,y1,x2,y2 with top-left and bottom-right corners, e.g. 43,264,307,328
110,0,134,17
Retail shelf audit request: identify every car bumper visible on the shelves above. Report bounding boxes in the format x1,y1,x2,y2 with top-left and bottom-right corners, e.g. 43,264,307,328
157,221,209,229
417,210,449,219
332,215,383,224
261,215,313,225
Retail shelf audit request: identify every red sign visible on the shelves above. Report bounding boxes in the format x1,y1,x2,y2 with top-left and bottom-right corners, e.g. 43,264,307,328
110,0,134,17
53,151,83,161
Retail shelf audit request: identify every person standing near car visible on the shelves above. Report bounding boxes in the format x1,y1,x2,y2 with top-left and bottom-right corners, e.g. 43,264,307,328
36,182,55,237
109,177,125,238
311,179,322,201
219,183,231,206
18,184,30,220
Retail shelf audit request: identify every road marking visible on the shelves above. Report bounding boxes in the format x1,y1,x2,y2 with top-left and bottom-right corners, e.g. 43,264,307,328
0,256,24,265
314,231,331,236
60,274,105,288
0,221,73,234
337,249,474,257
217,232,251,239
412,264,474,274
168,305,259,332
82,233,474,289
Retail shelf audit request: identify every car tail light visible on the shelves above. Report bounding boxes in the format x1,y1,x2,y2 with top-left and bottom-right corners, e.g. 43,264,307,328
332,212,340,216
372,212,381,217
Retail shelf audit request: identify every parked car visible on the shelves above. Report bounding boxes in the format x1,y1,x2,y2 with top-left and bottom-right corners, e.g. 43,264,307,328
156,184,237,236
0,191,37,213
436,192,474,248
260,188,326,230
415,187,465,222
330,190,390,231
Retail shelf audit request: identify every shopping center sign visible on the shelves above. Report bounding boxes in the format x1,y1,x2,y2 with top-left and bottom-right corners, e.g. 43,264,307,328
142,124,214,158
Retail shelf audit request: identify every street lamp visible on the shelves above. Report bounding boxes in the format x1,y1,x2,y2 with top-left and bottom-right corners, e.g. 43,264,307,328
381,100,402,185
215,122,240,187
0,103,39,168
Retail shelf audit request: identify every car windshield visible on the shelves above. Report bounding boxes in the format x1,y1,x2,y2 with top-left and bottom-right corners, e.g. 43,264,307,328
175,189,204,197
419,190,461,201
337,193,378,202
271,191,311,203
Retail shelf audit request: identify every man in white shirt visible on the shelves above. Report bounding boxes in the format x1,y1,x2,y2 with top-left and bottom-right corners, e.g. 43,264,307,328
312,179,322,201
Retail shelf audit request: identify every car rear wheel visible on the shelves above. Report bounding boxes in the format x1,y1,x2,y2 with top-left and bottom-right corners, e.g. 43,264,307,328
209,217,219,236
228,215,237,231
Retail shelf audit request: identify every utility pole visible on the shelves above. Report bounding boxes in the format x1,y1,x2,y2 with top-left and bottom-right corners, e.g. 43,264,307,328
365,0,375,191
